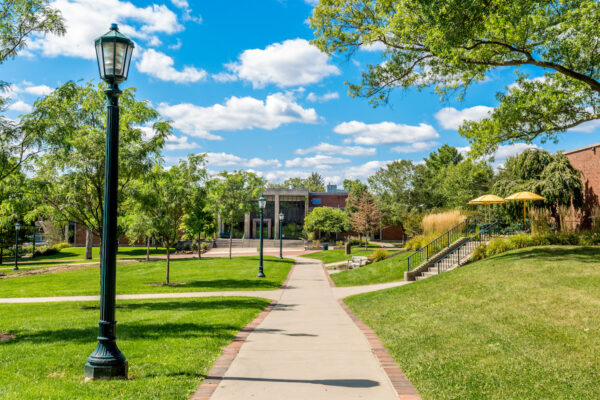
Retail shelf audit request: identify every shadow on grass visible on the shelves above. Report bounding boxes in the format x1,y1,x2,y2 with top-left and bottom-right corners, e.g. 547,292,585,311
142,279,283,290
5,298,268,345
486,246,600,264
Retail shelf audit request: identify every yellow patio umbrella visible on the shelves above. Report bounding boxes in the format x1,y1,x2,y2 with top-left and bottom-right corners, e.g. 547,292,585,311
504,191,546,225
468,194,506,224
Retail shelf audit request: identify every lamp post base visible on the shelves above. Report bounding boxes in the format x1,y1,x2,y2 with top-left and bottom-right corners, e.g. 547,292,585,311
257,271,266,278
84,360,128,381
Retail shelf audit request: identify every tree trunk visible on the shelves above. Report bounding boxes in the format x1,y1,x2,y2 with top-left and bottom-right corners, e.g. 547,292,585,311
65,224,69,242
165,246,170,284
85,228,93,260
198,233,202,260
0,247,3,265
146,237,150,262
229,222,233,260
365,232,368,250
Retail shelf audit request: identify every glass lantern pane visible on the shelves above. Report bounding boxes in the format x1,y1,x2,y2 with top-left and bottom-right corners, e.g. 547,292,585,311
122,44,133,79
102,40,116,76
95,43,105,79
114,42,127,76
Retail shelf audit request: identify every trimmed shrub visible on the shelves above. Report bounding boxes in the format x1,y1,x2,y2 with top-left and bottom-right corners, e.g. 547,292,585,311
371,248,388,262
200,242,210,252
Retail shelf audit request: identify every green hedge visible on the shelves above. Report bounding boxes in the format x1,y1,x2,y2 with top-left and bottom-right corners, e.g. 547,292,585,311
473,232,600,261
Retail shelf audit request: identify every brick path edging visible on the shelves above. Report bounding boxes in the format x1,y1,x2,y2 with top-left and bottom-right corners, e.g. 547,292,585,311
322,261,421,400
189,301,278,400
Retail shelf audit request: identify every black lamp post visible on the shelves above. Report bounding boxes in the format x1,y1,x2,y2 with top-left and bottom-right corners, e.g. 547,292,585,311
257,196,266,278
13,222,20,271
278,212,284,259
84,23,134,381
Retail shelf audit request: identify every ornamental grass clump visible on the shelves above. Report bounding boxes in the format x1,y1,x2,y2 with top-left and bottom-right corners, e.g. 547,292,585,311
422,210,466,234
371,248,388,262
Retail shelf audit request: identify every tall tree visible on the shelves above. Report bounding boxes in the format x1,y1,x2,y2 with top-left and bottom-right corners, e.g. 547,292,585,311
130,154,207,284
368,160,415,224
0,0,65,183
311,0,600,154
182,183,215,260
24,81,169,259
349,192,383,250
283,172,326,192
494,149,583,228
209,170,265,259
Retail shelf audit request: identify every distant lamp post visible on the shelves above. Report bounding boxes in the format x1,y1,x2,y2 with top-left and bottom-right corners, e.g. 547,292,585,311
257,196,267,278
85,23,134,381
13,223,21,271
278,212,284,259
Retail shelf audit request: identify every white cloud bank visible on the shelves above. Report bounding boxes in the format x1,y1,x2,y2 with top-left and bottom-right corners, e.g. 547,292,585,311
334,121,439,145
306,92,339,103
285,155,350,169
221,39,340,88
30,0,182,59
295,143,376,156
136,49,206,83
205,152,281,168
434,106,494,130
158,93,319,140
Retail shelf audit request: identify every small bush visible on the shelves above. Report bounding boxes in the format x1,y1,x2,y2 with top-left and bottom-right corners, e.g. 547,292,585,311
200,242,210,251
50,242,70,251
371,248,388,262
405,233,437,250
485,238,511,257
471,244,487,261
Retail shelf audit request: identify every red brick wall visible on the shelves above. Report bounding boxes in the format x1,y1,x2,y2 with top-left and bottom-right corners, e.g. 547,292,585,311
381,225,404,241
309,193,347,209
565,147,600,211
72,222,141,246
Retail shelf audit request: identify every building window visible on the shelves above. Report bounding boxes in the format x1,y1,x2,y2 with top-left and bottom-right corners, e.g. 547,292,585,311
311,198,321,205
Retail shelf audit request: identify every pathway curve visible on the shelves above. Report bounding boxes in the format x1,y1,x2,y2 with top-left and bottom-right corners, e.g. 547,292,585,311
204,256,407,400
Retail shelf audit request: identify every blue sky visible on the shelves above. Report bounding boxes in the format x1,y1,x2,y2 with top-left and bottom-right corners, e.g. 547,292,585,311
3,0,599,185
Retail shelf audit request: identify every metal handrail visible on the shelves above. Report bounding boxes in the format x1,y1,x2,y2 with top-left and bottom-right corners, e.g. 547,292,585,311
403,219,476,272
431,222,499,274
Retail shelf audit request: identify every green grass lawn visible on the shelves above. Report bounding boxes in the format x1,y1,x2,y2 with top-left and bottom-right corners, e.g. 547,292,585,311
1,246,175,264
302,247,376,264
330,251,414,286
344,246,600,399
0,256,293,298
0,297,269,399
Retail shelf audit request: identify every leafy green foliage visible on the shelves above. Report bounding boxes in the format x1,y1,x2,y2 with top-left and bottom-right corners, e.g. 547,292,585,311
303,206,349,239
371,248,388,262
23,80,170,241
311,0,600,154
281,172,326,192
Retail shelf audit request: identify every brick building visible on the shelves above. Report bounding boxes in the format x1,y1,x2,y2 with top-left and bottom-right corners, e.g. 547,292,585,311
564,143,600,219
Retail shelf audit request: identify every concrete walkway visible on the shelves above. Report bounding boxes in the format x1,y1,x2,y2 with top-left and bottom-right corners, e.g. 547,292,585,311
207,256,401,400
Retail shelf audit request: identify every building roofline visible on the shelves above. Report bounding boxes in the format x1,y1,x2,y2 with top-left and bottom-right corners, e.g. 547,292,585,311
564,143,600,155
309,192,349,196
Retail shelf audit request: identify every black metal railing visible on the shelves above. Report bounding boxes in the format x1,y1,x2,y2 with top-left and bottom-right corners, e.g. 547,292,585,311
402,219,476,272
431,222,499,274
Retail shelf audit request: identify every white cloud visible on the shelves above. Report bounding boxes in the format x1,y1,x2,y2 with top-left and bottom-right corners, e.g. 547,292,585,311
23,84,53,96
136,49,206,83
158,92,319,140
343,160,395,181
8,100,32,113
334,121,439,145
285,155,350,169
508,76,547,91
205,152,281,168
493,143,539,161
223,39,340,88
568,119,600,133
212,72,238,82
30,0,182,59
295,143,376,156
171,0,188,7
391,141,439,153
360,42,387,52
165,134,200,151
434,106,494,130
306,91,339,103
